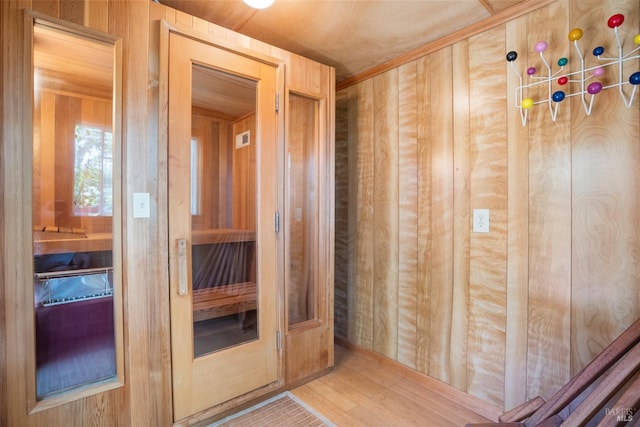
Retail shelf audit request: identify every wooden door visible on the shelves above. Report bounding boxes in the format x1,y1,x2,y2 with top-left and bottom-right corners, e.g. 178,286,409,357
168,32,280,421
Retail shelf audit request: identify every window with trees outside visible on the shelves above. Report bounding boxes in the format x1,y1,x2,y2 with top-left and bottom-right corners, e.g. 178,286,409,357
73,124,113,217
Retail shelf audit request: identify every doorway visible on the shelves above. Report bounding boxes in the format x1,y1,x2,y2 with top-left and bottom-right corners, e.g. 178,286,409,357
167,32,281,421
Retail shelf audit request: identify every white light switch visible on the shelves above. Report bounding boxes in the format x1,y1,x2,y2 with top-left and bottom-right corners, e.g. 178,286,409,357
133,192,150,218
473,209,490,233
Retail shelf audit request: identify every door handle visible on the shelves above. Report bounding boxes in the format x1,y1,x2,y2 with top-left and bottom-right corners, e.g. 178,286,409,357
177,238,189,295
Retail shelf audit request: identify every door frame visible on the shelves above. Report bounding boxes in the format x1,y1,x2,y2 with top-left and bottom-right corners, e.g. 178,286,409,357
158,20,286,422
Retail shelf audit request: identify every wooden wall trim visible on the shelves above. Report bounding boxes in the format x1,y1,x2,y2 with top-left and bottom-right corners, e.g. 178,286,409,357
334,336,503,422
0,1,6,425
159,16,285,70
335,0,558,91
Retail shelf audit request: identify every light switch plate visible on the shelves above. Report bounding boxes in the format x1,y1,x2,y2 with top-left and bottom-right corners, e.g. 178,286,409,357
133,192,150,218
473,209,490,233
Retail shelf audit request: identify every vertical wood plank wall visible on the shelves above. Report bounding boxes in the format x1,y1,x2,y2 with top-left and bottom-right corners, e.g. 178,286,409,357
334,0,640,410
191,111,233,231
288,94,318,325
2,0,166,425
232,115,256,230
33,91,113,233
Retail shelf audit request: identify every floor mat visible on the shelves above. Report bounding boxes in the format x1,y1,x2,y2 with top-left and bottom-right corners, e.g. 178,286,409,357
209,392,335,427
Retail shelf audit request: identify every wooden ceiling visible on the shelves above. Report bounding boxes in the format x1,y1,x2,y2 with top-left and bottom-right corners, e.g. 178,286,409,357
34,24,114,99
192,65,257,118
158,0,533,83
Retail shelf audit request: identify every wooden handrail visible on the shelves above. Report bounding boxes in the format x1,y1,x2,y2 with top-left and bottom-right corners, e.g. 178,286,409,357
526,318,640,426
466,317,640,427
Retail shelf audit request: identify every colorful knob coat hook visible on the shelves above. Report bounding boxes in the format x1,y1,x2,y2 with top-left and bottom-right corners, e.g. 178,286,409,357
506,11,640,126
521,98,534,109
607,14,624,28
535,41,548,53
568,28,583,41
587,82,603,95
552,91,565,102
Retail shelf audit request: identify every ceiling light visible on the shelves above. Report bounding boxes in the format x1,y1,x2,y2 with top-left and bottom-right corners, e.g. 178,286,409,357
243,0,274,9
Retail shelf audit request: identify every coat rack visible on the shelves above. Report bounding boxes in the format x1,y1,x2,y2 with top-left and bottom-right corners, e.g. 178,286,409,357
506,13,640,126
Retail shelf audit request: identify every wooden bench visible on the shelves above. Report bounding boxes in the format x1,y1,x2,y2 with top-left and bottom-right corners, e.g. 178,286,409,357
192,281,256,322
467,317,640,427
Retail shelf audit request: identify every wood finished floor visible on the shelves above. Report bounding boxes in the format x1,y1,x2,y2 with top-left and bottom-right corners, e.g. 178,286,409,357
290,344,501,427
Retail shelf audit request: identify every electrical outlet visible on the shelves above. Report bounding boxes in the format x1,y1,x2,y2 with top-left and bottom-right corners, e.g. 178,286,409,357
473,209,490,233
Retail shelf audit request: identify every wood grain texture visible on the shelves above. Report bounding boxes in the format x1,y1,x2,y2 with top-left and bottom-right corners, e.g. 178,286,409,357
292,343,502,426
3,0,333,425
348,80,375,348
159,3,335,420
59,0,84,26
504,13,530,411
525,1,572,402
84,0,108,33
2,1,33,424
334,88,349,340
480,0,529,15
167,32,280,419
334,0,640,413
33,91,113,234
148,5,176,425
0,3,6,422
287,93,319,325
467,25,508,407
372,69,399,359
285,327,331,385
231,114,256,230
415,54,433,376
569,0,640,378
1,2,129,425
34,91,55,226
109,0,156,425
428,45,454,385
451,39,471,393
397,61,418,369
335,0,559,90
191,114,220,231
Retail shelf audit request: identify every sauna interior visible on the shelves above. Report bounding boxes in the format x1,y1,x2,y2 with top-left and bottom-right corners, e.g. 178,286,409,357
1,0,639,426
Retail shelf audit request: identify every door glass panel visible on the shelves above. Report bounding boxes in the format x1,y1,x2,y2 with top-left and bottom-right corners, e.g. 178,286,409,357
32,23,118,399
287,93,319,326
190,65,258,357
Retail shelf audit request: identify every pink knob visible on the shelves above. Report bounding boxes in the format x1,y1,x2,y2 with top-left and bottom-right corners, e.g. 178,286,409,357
535,41,548,53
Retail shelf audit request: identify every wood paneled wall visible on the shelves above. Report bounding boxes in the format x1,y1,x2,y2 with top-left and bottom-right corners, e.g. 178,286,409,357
33,90,113,233
287,94,318,325
334,0,640,410
191,110,233,231
2,0,333,425
2,1,166,426
231,114,256,230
